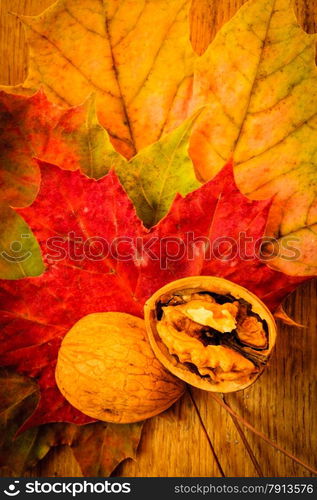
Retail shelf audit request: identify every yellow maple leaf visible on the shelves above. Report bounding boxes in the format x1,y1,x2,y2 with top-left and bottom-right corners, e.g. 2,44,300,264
4,0,195,159
191,0,317,276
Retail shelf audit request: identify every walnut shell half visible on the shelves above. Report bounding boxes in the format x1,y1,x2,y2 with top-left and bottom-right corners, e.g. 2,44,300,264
144,276,277,393
56,312,185,423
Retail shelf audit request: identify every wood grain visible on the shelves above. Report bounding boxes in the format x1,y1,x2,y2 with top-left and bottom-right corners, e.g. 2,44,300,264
0,0,316,477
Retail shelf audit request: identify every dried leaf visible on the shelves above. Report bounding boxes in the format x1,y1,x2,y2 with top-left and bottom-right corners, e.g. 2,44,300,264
0,368,48,476
0,204,43,279
0,92,200,277
44,95,120,179
274,304,305,327
0,90,117,194
0,90,116,278
3,0,195,158
0,162,306,429
190,0,317,276
65,421,143,477
116,111,201,227
0,368,143,477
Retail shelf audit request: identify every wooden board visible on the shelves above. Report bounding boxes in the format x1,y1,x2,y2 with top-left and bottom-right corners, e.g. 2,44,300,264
0,0,316,478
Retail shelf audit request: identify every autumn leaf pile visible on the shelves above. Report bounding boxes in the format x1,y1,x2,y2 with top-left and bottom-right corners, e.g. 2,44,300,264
0,0,316,476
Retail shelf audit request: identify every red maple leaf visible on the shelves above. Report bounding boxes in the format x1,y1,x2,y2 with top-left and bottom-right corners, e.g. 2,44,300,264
0,90,109,208
0,162,306,430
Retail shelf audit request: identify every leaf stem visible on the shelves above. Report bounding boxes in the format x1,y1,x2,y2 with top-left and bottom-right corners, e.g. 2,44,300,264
222,395,264,477
188,388,226,477
211,394,317,476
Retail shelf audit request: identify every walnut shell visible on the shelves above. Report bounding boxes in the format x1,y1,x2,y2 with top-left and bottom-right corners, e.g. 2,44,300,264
144,276,277,393
55,312,185,423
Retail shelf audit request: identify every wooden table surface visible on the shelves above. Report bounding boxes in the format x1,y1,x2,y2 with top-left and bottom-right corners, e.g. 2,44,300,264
0,0,316,478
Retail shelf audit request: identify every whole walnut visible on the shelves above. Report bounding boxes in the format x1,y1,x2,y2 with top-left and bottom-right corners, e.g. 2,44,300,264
55,312,185,423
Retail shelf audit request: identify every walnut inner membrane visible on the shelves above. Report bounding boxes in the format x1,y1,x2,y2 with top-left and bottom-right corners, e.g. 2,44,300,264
155,289,269,385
